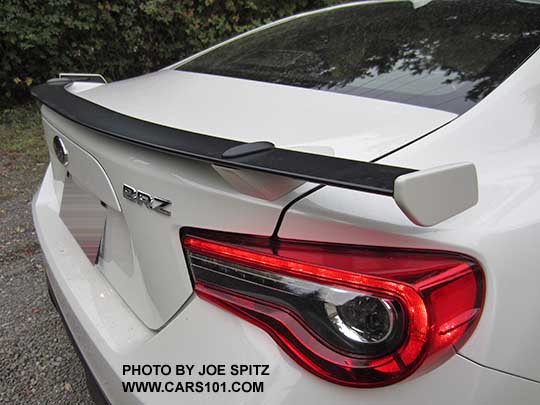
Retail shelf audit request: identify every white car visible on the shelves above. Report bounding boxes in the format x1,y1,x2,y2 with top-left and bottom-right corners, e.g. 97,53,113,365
31,0,540,403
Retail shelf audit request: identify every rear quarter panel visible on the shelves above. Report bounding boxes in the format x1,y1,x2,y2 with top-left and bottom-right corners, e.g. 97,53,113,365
278,50,540,382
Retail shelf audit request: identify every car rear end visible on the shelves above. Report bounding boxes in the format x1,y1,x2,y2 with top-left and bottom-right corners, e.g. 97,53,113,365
33,0,540,403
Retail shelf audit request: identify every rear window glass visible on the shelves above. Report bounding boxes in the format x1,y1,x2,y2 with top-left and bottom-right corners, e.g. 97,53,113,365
177,0,540,114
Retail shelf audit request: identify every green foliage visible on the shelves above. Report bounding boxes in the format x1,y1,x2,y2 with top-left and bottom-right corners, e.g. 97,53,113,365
0,0,342,108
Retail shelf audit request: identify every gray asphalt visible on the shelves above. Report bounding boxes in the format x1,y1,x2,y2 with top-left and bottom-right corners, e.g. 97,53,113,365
0,156,93,404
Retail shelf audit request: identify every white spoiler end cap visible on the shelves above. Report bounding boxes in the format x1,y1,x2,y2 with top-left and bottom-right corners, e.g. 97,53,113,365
394,162,478,227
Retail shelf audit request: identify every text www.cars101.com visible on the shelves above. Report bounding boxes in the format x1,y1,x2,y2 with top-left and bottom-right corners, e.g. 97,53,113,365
122,380,264,393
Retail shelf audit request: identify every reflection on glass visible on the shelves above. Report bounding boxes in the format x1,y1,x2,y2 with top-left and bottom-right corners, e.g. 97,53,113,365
179,0,540,114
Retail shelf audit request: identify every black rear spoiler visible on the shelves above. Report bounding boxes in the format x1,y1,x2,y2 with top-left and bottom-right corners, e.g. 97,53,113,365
32,79,478,226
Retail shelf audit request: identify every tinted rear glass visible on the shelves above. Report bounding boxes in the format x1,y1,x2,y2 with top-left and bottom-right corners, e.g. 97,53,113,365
178,0,540,114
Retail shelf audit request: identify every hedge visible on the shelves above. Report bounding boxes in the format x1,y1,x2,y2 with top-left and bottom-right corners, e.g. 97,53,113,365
0,0,343,108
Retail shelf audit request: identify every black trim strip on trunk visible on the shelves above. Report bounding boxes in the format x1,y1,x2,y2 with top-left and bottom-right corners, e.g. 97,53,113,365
31,81,416,196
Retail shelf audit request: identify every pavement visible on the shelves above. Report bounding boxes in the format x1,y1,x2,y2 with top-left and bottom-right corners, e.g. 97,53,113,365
0,109,93,404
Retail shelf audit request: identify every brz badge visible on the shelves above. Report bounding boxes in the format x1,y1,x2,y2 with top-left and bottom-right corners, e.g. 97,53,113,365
122,184,172,216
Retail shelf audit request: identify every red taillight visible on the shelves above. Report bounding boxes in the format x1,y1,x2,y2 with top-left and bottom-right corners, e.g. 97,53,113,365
182,230,484,387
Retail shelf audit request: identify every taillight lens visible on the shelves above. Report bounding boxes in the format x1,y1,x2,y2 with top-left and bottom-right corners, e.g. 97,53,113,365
182,229,484,387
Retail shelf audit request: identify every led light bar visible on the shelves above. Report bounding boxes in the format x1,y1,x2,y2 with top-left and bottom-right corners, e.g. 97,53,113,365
182,230,485,387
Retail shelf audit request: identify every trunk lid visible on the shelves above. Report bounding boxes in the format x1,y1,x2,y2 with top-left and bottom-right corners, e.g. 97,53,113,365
77,70,456,161
42,72,455,330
